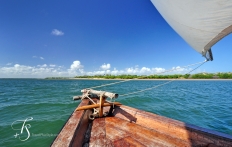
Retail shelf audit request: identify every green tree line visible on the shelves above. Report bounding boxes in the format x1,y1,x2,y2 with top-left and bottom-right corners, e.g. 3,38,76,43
45,77,71,79
74,72,232,79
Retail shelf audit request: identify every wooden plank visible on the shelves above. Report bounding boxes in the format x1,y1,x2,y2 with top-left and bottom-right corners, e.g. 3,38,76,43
51,99,89,147
112,105,232,147
70,109,92,147
105,117,190,147
114,136,146,147
89,118,113,146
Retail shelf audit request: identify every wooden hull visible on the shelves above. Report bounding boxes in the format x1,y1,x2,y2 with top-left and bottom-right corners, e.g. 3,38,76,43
51,99,232,147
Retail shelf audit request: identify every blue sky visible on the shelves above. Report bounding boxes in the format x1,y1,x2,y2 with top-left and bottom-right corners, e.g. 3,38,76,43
0,0,232,78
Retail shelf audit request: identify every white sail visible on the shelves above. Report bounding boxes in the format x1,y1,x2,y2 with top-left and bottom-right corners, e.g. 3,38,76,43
151,0,232,59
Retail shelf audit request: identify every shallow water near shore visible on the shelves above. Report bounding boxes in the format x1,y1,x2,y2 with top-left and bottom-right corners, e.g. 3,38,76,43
0,79,232,147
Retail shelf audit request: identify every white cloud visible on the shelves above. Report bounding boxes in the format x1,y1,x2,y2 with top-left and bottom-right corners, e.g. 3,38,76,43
100,63,110,70
0,60,196,78
0,64,72,78
152,67,165,73
106,70,111,74
140,67,151,73
37,64,47,68
79,69,84,74
50,64,56,67
51,29,64,36
14,64,20,68
125,67,139,74
111,68,119,75
171,66,185,72
93,70,106,75
32,56,44,60
6,63,12,66
70,61,83,71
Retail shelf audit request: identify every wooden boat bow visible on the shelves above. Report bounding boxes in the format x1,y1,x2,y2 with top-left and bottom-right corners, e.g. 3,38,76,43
51,90,232,147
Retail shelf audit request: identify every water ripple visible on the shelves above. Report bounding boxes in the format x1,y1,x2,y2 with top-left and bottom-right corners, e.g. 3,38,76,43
0,79,232,146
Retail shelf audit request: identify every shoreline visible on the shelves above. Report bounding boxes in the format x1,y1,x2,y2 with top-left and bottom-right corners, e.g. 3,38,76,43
68,78,232,81
2,78,232,81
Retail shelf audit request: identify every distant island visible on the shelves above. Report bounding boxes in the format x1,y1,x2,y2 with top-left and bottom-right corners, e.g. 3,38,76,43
45,72,232,79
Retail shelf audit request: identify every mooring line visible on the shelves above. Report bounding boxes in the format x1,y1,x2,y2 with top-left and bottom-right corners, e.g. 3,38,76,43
120,60,207,97
86,60,207,90
87,79,132,89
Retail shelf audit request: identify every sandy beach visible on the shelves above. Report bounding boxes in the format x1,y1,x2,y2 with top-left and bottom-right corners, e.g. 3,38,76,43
69,78,232,81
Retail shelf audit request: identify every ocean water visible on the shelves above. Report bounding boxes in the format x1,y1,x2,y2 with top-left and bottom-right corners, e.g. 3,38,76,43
0,79,232,147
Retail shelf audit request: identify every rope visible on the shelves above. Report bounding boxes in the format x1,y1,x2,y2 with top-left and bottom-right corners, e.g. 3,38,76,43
120,60,207,97
87,79,132,89
85,95,96,104
85,60,207,90
185,60,207,74
152,60,207,75
120,80,174,96
82,93,99,117
79,60,208,120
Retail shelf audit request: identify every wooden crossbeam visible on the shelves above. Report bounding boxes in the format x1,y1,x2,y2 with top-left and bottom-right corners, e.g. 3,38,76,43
75,102,122,111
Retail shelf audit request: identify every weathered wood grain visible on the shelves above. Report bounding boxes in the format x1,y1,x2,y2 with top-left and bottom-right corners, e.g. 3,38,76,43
52,99,232,147
51,99,89,147
89,118,113,147
112,105,232,147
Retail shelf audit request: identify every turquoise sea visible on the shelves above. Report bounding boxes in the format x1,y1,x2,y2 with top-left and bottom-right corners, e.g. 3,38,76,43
0,79,232,147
